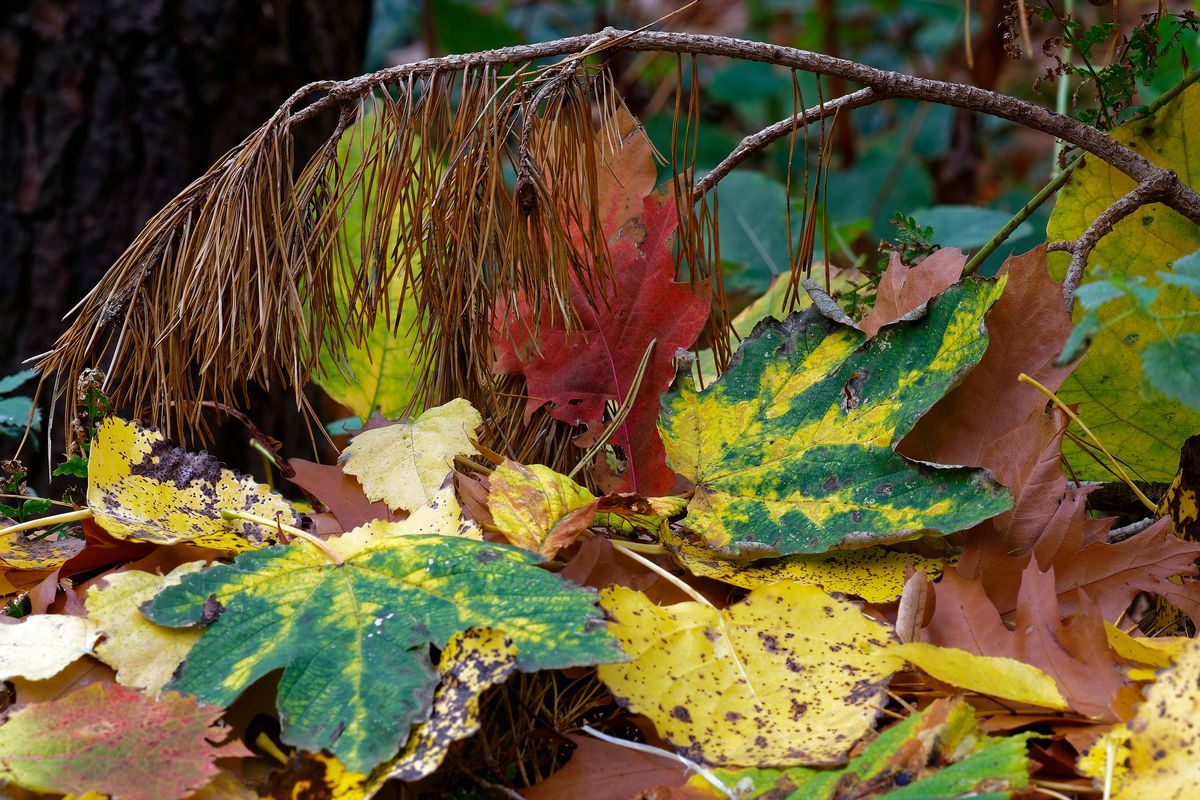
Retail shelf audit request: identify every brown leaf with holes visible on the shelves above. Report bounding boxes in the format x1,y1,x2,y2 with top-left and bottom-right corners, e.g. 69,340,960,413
922,562,1134,720
522,734,689,800
859,248,967,339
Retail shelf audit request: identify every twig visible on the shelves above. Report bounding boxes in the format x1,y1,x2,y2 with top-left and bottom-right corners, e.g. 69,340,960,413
1062,171,1176,307
283,29,1200,224
1046,240,1076,253
962,157,1081,275
579,725,734,799
1108,517,1156,543
693,87,880,198
218,508,344,565
0,507,93,536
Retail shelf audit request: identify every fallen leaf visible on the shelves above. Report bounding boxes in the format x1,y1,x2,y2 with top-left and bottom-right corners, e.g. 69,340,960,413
1158,434,1200,540
340,398,482,513
886,642,1068,710
189,769,259,800
1047,84,1200,482
859,248,967,339
493,113,709,496
597,581,896,766
381,627,518,783
264,752,366,800
522,734,689,800
0,682,244,800
488,460,599,557
84,563,205,694
349,484,480,543
143,530,618,773
0,530,85,571
88,417,294,550
681,697,1031,799
286,458,391,532
658,279,1011,558
0,614,100,681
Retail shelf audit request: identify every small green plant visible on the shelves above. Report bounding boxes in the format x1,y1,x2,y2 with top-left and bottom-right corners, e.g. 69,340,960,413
0,370,39,440
53,368,111,479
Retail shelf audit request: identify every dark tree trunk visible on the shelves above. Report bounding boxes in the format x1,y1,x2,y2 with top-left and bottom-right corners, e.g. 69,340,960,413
0,0,371,475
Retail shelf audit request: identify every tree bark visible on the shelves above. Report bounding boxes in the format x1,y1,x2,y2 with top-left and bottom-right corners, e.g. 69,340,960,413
0,0,370,471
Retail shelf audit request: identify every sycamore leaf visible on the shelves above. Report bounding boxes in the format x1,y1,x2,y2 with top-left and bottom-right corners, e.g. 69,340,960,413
684,697,1031,799
143,530,617,773
1047,85,1200,481
88,417,294,550
859,248,968,339
0,614,100,680
659,279,1012,558
0,683,243,800
488,460,599,556
522,733,689,800
1079,638,1200,798
315,115,426,420
85,563,205,694
380,627,518,783
493,112,709,496
597,581,897,766
0,530,85,570
886,642,1067,710
662,526,944,603
340,398,481,513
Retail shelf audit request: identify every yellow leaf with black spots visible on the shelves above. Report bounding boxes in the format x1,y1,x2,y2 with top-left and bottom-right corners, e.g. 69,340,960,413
0,529,84,570
597,581,897,766
143,531,618,774
375,628,518,785
87,417,294,550
488,460,598,556
1047,85,1200,481
1078,637,1200,798
1158,434,1200,540
662,526,945,603
265,752,366,800
85,563,205,694
340,398,482,513
658,279,1011,558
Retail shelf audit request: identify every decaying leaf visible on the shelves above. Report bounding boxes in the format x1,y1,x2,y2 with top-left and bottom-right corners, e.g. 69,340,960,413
1079,637,1200,798
597,581,896,766
143,529,617,773
658,279,1011,558
287,457,391,532
488,460,599,556
522,733,690,800
340,398,482,513
0,682,244,800
0,614,100,681
1047,84,1200,481
264,752,367,800
859,248,967,339
682,697,1031,799
381,627,518,783
662,526,945,603
1159,434,1200,540
0,530,85,571
88,417,294,550
85,563,205,694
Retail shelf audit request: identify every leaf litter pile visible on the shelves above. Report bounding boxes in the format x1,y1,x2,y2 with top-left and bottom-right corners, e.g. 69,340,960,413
4,97,1200,800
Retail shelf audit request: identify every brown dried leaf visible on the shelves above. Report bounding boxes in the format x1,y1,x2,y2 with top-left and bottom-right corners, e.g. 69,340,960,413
522,734,689,800
859,248,966,339
286,457,391,532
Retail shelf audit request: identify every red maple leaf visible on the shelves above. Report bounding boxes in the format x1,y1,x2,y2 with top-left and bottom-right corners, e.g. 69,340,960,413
493,186,709,495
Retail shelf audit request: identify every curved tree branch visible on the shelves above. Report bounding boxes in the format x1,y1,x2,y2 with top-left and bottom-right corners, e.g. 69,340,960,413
284,28,1200,226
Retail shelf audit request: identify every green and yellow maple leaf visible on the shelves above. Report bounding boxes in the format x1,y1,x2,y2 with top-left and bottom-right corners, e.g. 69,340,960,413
1047,85,1200,481
659,279,1012,558
88,417,294,550
142,528,618,774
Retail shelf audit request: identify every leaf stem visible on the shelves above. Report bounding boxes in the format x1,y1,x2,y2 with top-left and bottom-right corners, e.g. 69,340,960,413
609,539,712,608
218,508,344,566
609,539,668,555
1016,373,1156,512
0,507,93,536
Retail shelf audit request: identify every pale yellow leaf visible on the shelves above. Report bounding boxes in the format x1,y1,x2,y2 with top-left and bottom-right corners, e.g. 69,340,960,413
0,615,100,681
342,485,480,546
340,399,481,512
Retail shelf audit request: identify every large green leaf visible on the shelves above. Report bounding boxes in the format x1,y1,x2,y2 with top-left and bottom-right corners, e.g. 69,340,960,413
315,115,426,419
1047,85,1200,481
659,279,1011,558
143,530,618,773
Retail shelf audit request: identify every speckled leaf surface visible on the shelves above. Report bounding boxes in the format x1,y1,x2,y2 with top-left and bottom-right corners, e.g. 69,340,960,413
689,697,1030,798
1047,85,1200,481
340,398,482,513
88,417,294,550
597,581,896,766
0,682,241,800
383,627,518,783
143,529,617,774
488,460,599,556
0,530,84,570
658,279,1012,558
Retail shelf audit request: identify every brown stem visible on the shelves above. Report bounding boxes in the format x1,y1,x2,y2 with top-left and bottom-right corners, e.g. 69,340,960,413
1061,171,1176,308
282,28,1200,225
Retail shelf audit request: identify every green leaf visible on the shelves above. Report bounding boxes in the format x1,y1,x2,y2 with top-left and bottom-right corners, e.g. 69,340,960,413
52,455,89,478
659,279,1011,558
315,114,427,419
0,369,37,395
911,204,1033,250
690,698,1031,799
0,395,39,437
1047,84,1200,481
143,530,618,773
1143,333,1200,412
